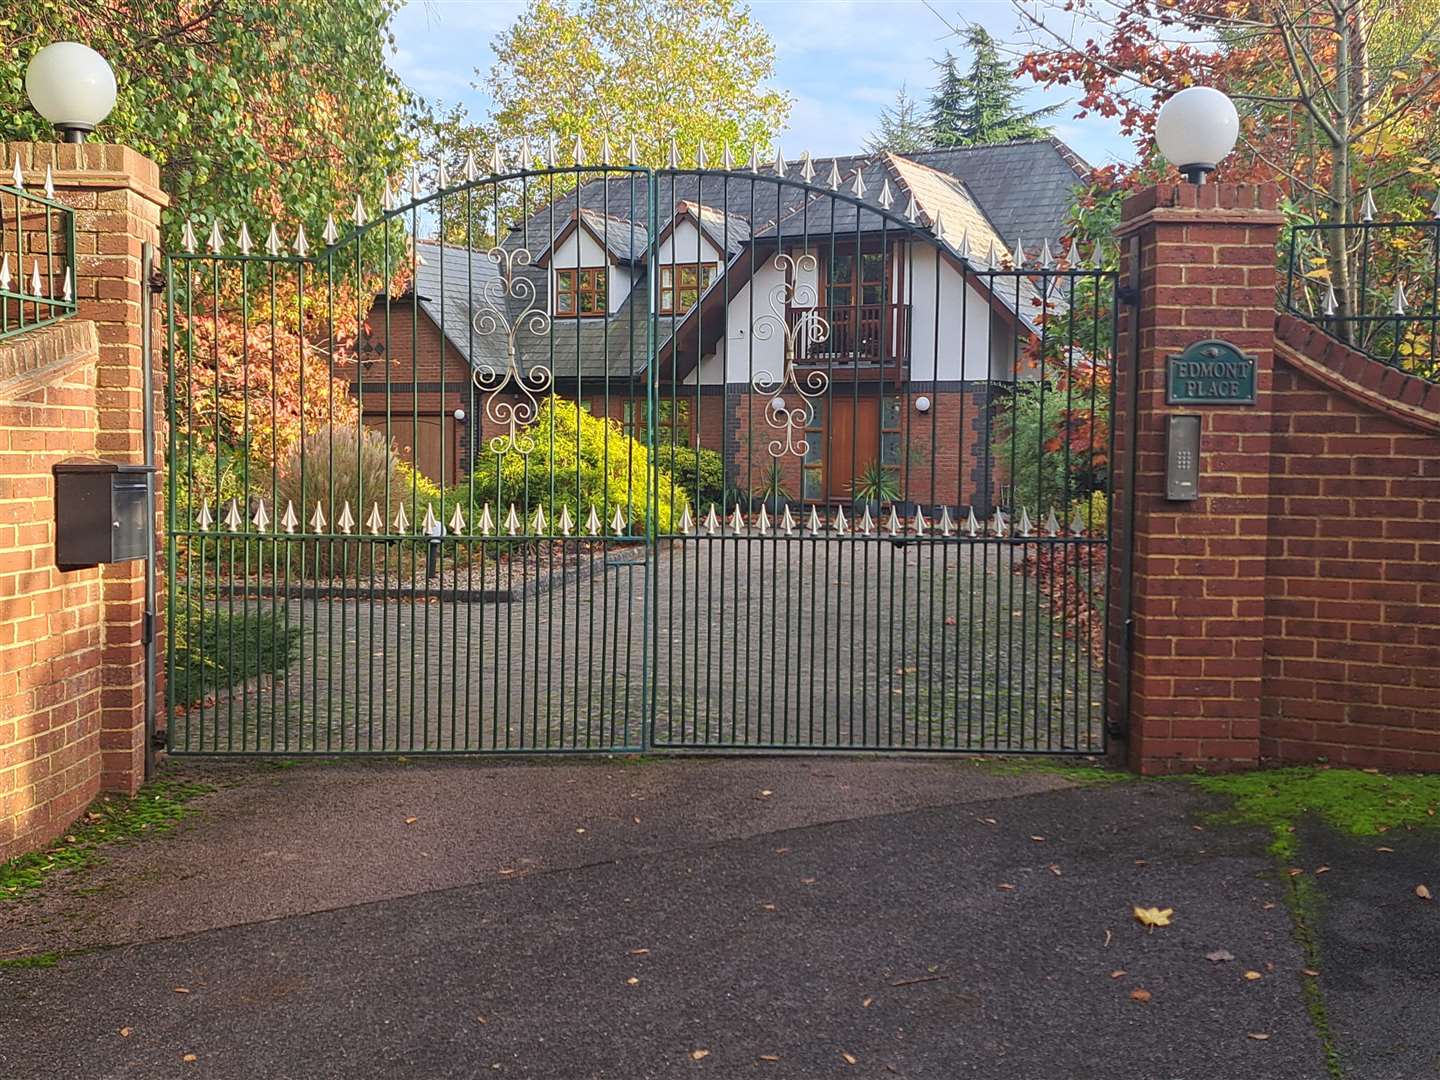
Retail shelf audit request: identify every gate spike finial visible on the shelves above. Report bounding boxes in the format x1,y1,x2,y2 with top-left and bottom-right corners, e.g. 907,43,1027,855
572,132,586,167
858,505,874,536
1066,236,1082,267
755,504,771,535
464,150,478,182
695,141,708,170
885,505,901,536
558,504,574,536
781,505,797,536
419,504,439,536
197,499,214,532
627,134,639,166
773,146,786,176
181,220,198,254
987,238,1001,270
392,501,410,533
338,501,355,535
353,193,367,227
600,135,613,167
10,155,22,190
532,505,547,534
678,504,694,535
610,504,627,535
1045,507,1060,537
226,499,247,534
30,261,42,298
309,501,327,533
381,177,397,212
930,208,947,242
281,500,298,534
747,145,760,173
449,503,466,535
1017,506,1033,537
904,194,918,224
878,178,893,210
789,150,810,184
938,505,955,537
1039,238,1054,270
237,222,253,256
546,130,558,168
826,159,841,191
265,223,281,257
518,135,533,171
490,145,505,175
850,168,867,199
704,504,720,536
61,268,72,302
408,167,420,201
504,504,521,536
366,503,384,535
991,507,1008,537
322,214,339,246
1393,280,1408,316
586,504,601,536
722,142,734,170
293,224,309,257
1360,188,1377,222
43,165,55,199
728,505,745,533
1070,510,1087,536
964,506,979,537
437,158,449,190
913,506,928,536
252,499,270,532
1011,236,1025,268
833,505,849,535
0,254,9,292
807,505,822,535
1322,281,1338,317
667,135,680,170
959,228,973,263
478,503,494,536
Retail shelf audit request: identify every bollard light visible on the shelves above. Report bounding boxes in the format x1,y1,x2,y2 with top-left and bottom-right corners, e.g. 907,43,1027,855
25,42,117,143
1154,86,1239,185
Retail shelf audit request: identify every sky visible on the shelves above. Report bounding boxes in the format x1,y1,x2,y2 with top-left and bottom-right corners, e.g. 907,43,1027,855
390,0,1140,171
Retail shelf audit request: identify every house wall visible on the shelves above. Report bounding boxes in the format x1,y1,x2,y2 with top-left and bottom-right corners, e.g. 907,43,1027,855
549,228,633,315
905,243,1018,382
656,218,723,270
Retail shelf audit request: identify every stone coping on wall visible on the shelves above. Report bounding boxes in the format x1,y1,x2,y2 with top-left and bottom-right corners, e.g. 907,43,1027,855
3,141,169,207
1274,314,1440,433
0,319,100,397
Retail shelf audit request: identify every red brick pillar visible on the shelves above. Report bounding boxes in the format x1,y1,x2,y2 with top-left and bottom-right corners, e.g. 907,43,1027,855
7,142,168,794
1110,183,1284,774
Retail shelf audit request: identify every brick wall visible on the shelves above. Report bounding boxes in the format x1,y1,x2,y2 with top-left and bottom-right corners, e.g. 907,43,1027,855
0,320,106,862
1263,316,1440,769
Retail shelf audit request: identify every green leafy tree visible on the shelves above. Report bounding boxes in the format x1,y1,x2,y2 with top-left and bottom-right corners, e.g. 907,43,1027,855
864,85,931,155
929,28,1058,148
1,1,416,249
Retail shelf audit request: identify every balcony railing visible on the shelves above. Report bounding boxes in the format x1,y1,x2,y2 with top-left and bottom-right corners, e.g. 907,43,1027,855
0,172,77,342
789,303,909,363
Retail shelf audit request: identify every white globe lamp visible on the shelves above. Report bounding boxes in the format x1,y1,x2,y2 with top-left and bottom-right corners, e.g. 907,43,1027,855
25,43,117,143
1154,87,1239,185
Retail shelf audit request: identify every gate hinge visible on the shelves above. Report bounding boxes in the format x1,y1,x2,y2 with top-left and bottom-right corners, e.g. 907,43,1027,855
1117,285,1140,306
143,610,156,646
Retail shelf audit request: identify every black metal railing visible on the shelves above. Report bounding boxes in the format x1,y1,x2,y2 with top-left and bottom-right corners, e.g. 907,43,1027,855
0,170,77,341
789,302,909,363
1284,219,1440,382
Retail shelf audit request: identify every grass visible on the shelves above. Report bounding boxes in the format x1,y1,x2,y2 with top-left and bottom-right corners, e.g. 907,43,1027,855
170,597,300,707
0,779,215,902
968,755,1128,785
0,951,61,969
1192,766,1440,1080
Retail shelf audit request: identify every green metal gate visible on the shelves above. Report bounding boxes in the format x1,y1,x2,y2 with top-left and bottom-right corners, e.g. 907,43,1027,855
164,158,1114,756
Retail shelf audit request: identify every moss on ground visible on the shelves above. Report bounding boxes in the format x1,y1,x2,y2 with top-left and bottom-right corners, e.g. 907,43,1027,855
0,779,214,902
969,755,1129,786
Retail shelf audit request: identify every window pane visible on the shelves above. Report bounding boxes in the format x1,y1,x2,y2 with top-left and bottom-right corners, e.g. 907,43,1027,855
680,266,698,286
580,292,598,313
830,254,854,283
803,466,823,500
661,289,674,310
862,285,883,305
826,286,851,308
881,432,900,465
557,270,574,288
558,294,575,313
861,252,885,282
661,267,674,287
882,398,901,428
680,289,698,308
702,265,717,287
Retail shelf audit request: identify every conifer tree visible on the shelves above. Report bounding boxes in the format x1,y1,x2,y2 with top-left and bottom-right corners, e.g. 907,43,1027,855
929,28,1057,147
864,86,931,155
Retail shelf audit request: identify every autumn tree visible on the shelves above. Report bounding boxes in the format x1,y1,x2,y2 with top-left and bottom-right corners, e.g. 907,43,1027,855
1013,0,1440,342
929,29,1058,148
865,86,932,155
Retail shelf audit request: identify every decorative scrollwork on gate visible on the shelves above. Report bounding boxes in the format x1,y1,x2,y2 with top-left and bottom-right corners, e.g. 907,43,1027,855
750,252,830,458
471,246,554,456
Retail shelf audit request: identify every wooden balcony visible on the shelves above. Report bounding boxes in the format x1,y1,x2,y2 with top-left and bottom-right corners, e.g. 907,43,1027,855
788,303,909,365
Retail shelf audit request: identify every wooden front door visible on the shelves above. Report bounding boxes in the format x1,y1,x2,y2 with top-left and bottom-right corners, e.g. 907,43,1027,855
368,414,458,486
825,396,880,501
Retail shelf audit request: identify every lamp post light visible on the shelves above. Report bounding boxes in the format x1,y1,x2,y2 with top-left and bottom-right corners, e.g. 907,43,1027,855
25,43,117,144
1154,86,1239,185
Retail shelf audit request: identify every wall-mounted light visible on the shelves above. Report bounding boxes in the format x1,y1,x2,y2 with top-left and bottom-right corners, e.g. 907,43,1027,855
914,396,931,413
771,396,786,413
453,408,467,422
25,43,117,144
1154,86,1239,185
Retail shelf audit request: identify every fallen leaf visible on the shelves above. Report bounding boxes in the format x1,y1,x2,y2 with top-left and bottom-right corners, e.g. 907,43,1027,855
475,1016,488,1024
1248,1032,1271,1041
944,616,957,625
1302,968,1319,977
118,1027,132,1038
801,877,817,885
1286,868,1304,877
1048,864,1063,876
1030,835,1046,842
576,828,587,834
173,987,190,994
759,790,773,798
1315,866,1331,875
1417,884,1433,901
182,1055,198,1063
978,817,998,825
498,868,517,876
1103,929,1112,947
1244,971,1263,981
1261,901,1276,910
690,1049,710,1061
861,997,874,1008
760,903,777,911
1130,988,1152,1003
1109,969,1126,979
774,847,790,855
404,817,417,825
1376,846,1394,853
1206,949,1236,963
630,948,650,956
633,816,641,824
997,883,1017,891
758,1054,780,1063
1133,906,1174,928
1134,858,1148,866
840,1051,858,1065
626,977,640,986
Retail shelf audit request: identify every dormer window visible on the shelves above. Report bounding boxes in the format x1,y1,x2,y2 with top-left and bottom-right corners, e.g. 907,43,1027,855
556,267,608,317
659,263,717,315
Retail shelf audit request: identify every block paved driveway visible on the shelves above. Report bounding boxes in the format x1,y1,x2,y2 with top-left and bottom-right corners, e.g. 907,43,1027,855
0,757,1353,1080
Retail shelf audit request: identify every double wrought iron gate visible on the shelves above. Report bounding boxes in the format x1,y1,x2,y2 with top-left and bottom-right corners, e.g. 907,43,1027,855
164,160,1115,756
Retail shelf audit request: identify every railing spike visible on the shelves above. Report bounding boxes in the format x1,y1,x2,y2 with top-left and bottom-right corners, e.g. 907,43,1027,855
913,506,928,536
1360,188,1377,223
668,135,680,170
10,155,23,190
729,505,745,534
1431,190,1440,219
338,501,355,535
704,504,720,536
449,503,466,535
504,503,520,536
546,130,558,167
252,499,270,532
807,505,822,535
181,220,198,254
1011,235,1025,268
437,158,449,190
1393,280,1408,316
61,267,72,302
679,504,694,536
237,222,253,256
29,261,42,298
1066,236,1082,266
197,499,214,532
43,165,54,199
938,505,955,537
532,505,547,534
265,223,281,256
695,140,708,170
381,177,397,212
1017,506,1033,537
755,504,771,535
518,135,533,171
1322,281,1338,317
885,505,901,536
781,505,796,536
904,194,918,224
827,159,841,191
572,132,586,167
964,507,979,537
747,145,760,173
586,504,601,536
558,504,574,536
991,507,1008,537
627,134,639,166
309,501,326,533
959,228,973,262
353,193,367,227
858,505,874,536
601,135,613,167
408,167,420,201
392,501,409,533
464,150,478,182
367,503,384,535
0,253,9,291
878,178,893,210
833,505,849,535
850,168,866,199
1045,507,1060,537
773,146,786,175
1069,510,1087,536
799,151,815,184
322,214,339,246
293,224,309,258
478,503,494,536
931,208,947,242
281,500,297,534
722,142,734,170
987,238,1001,269
1039,238,1054,270
610,504,627,535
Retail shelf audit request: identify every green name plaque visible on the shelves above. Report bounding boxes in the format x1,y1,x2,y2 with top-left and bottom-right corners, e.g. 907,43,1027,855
1166,339,1257,405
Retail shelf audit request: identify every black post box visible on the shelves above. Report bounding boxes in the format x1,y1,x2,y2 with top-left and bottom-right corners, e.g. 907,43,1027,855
53,462,156,571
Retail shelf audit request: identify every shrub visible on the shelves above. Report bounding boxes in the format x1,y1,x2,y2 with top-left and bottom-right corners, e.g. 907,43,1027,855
652,442,726,510
993,374,1108,518
461,399,685,534
1065,490,1109,536
169,597,300,708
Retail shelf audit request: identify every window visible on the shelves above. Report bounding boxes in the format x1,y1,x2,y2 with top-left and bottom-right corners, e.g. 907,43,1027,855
826,249,886,308
555,267,608,317
803,401,825,500
880,396,902,485
659,263,716,314
621,399,691,443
